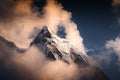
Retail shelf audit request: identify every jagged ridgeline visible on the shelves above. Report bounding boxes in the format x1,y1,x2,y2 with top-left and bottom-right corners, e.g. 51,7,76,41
0,26,110,80
30,26,89,65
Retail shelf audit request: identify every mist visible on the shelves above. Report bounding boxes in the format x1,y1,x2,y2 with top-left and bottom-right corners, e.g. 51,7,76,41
0,0,86,54
0,0,88,80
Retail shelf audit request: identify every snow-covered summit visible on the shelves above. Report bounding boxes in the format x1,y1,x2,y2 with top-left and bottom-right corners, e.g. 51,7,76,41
30,26,89,65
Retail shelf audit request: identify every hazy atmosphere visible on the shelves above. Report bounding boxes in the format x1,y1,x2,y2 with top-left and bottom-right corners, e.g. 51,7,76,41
0,0,120,80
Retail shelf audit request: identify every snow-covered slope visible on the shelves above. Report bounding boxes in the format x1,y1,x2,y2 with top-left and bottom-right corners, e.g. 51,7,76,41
30,26,110,80
30,26,89,65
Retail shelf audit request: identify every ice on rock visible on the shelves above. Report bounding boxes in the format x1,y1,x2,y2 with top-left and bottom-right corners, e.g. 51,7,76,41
30,26,89,65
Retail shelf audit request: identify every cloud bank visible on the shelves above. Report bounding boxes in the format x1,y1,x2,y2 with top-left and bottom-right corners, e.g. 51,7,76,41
90,36,120,69
0,0,86,54
0,38,79,80
105,36,120,67
0,0,89,80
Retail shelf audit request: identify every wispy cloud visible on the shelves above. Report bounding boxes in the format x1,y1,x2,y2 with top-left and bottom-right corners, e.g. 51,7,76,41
0,0,89,80
105,36,120,67
0,0,86,54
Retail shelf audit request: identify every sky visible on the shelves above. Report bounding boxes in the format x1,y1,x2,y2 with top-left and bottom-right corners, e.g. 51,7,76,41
55,0,120,47
0,0,120,80
56,0,120,80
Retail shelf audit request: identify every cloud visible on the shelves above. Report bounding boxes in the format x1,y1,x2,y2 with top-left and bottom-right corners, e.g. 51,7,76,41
88,0,120,67
112,0,120,28
90,49,113,66
113,0,120,6
0,0,89,80
0,41,108,80
43,0,86,54
0,0,41,48
105,36,120,66
0,0,15,21
13,0,33,16
0,36,80,80
89,36,120,66
87,36,120,74
0,0,86,54
3,35,86,80
0,0,110,79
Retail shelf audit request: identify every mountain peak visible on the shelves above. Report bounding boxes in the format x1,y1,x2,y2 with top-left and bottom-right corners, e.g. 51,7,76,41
0,26,110,80
29,26,110,80
30,26,89,65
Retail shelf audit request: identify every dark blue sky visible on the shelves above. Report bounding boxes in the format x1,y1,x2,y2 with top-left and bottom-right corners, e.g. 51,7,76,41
56,0,120,48
54,0,120,80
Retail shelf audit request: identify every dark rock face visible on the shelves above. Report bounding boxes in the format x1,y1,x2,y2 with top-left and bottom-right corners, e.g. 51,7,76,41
0,36,26,53
30,26,89,65
30,26,51,46
0,36,17,49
